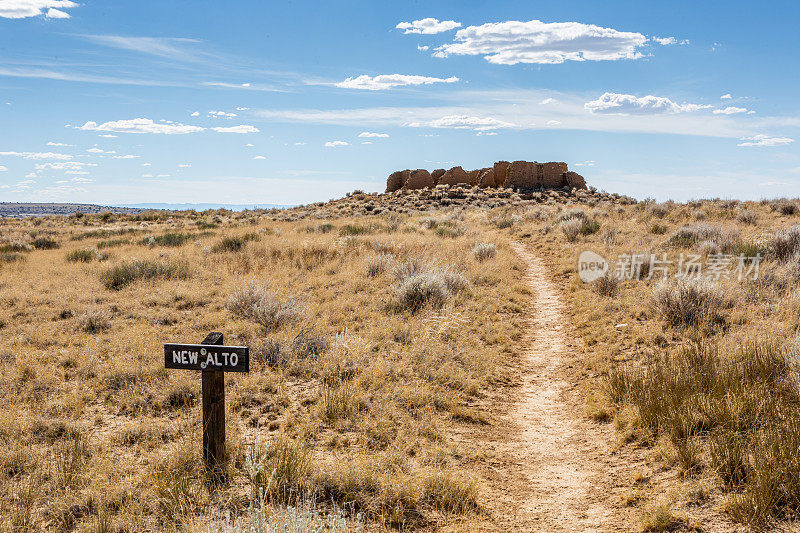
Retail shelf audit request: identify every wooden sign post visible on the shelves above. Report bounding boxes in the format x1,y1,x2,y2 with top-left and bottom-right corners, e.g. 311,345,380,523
164,332,249,478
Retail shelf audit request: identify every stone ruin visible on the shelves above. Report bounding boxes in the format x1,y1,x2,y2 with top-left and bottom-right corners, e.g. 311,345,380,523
385,161,587,193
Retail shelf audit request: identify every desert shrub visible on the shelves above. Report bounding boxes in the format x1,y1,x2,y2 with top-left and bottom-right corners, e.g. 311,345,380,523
365,253,393,277
737,210,758,225
292,329,330,359
559,219,583,242
669,224,740,253
31,237,58,250
141,232,191,247
471,243,497,261
100,259,190,290
66,247,109,263
651,278,725,328
394,273,450,313
491,215,514,229
768,226,800,260
0,252,25,263
592,273,620,297
419,217,439,230
649,204,671,218
0,241,32,253
650,223,668,235
556,208,588,223
772,199,798,215
227,284,306,329
77,309,110,333
391,257,432,282
522,206,551,222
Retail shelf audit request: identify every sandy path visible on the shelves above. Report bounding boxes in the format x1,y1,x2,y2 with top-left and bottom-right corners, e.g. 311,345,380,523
475,242,635,532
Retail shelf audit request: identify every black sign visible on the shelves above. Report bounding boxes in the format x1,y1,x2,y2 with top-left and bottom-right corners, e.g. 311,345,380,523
164,343,249,372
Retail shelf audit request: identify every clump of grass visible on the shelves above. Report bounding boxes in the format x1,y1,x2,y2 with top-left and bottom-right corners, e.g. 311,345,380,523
100,259,190,290
649,204,671,218
579,218,601,235
0,241,32,253
226,283,307,329
650,223,668,235
212,233,258,253
0,252,25,264
77,309,110,333
435,224,466,238
246,438,312,501
66,247,109,263
339,224,370,236
31,237,59,250
471,242,497,261
365,253,393,277
669,224,740,253
592,273,620,297
556,208,588,223
141,232,191,247
640,497,685,532
651,278,725,328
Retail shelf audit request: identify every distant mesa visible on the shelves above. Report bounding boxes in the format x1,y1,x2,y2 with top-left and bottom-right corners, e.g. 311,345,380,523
386,161,587,193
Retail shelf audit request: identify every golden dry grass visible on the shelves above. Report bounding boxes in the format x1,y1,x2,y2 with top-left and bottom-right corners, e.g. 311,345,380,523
0,208,525,531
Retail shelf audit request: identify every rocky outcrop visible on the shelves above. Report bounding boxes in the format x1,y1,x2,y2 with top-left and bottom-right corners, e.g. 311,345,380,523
386,160,587,192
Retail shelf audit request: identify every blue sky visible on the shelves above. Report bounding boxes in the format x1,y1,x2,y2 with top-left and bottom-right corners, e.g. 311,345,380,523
1,0,798,205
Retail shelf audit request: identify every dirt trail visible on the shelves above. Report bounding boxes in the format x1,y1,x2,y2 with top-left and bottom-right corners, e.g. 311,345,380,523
475,242,636,532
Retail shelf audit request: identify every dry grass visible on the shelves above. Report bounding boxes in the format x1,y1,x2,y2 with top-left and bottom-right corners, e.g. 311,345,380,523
517,196,800,528
0,207,523,531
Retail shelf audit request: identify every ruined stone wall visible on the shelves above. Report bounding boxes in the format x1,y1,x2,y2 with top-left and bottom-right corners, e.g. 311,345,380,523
386,160,587,193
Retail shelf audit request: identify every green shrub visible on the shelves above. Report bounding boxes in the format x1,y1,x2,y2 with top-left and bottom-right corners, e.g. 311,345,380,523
31,237,59,250
339,224,370,236
141,232,191,247
66,248,109,263
100,260,190,290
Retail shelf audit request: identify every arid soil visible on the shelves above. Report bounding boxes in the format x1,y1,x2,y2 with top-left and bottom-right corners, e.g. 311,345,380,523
466,242,636,531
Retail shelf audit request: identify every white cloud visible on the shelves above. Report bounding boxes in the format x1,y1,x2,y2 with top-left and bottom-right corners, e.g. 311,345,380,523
236,107,249,111
142,162,151,166
46,141,72,146
324,141,350,147
546,120,561,126
211,125,260,133
294,142,306,145
362,141,372,144
652,36,677,45
208,110,237,118
358,131,389,138
539,98,557,105
721,93,732,100
0,0,77,19
713,106,750,115
87,147,116,154
46,7,69,18
70,176,92,182
245,143,254,147
417,45,429,51
335,74,459,91
178,163,191,168
432,20,649,65
253,155,266,159
396,18,461,34
0,151,72,160
409,114,515,131
475,131,498,136
0,166,6,172
585,92,712,115
99,134,117,138
156,174,171,177
141,174,153,178
65,170,88,175
191,111,200,116
79,35,203,61
737,134,795,147
79,118,205,134
113,154,139,159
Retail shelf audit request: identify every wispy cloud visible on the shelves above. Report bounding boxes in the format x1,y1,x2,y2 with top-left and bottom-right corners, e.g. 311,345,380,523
738,134,795,147
324,140,350,147
334,74,459,91
0,151,72,160
78,35,208,62
78,118,205,134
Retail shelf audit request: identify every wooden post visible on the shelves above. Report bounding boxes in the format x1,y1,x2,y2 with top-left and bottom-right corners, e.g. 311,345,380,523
201,331,225,478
